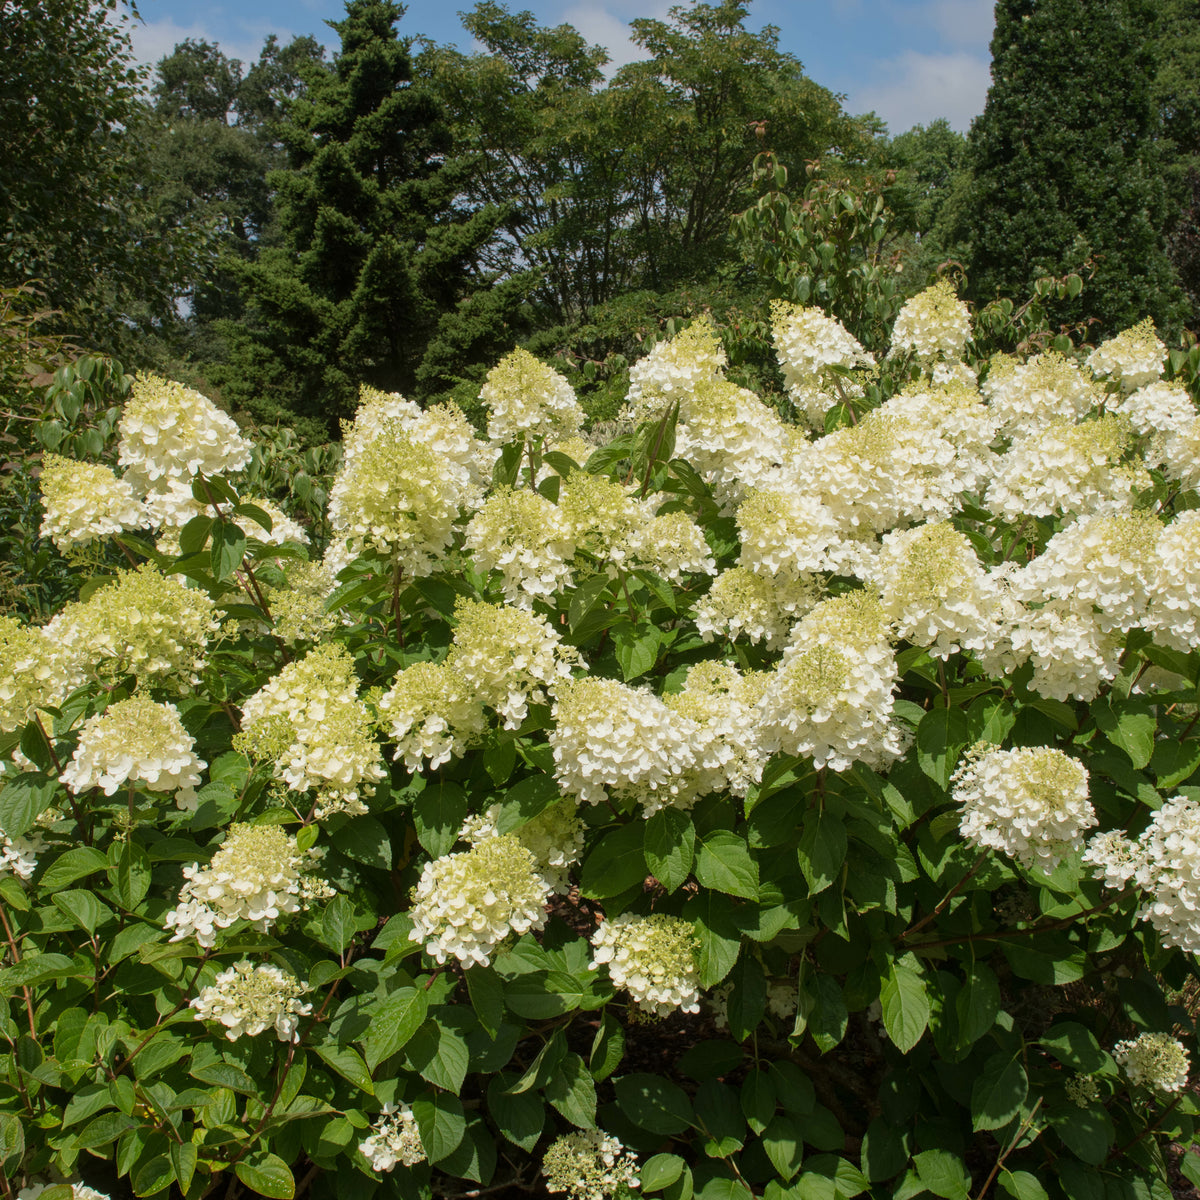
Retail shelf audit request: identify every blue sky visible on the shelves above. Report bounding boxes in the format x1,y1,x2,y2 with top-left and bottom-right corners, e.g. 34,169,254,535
127,0,996,135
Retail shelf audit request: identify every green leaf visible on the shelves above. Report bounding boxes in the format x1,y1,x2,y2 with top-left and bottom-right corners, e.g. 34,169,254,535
171,1143,199,1193
613,1074,693,1135
210,520,247,581
178,515,213,556
235,1152,294,1199
797,812,846,896
488,1074,544,1151
696,1177,751,1200
132,1153,176,1198
880,962,929,1053
696,831,759,899
971,1051,1028,1131
763,1113,804,1182
77,1111,137,1148
613,620,661,681
741,1069,776,1133
590,1012,626,1081
364,987,429,1071
1048,1103,1113,1165
406,1018,470,1093
724,954,766,1043
645,808,695,894
413,1093,467,1164
679,1040,743,1083
686,891,741,987
955,963,1001,1048
313,1043,374,1094
1039,1022,1108,1073
0,774,56,839
235,502,274,535
998,1170,1050,1200
413,782,468,858
37,845,109,890
0,1112,24,1166
917,707,970,789
1092,697,1156,769
642,1154,686,1193
913,1149,971,1200
331,814,391,870
580,820,647,899
466,967,505,1039
108,840,151,911
190,1061,257,1096
321,894,356,955
436,1114,496,1185
569,574,613,636
52,888,112,934
494,774,561,833
546,1052,597,1128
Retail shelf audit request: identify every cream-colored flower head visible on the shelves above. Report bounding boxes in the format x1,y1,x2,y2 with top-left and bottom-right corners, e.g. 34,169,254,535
1112,380,1196,439
543,1130,640,1200
590,913,700,1015
890,280,972,365
630,509,716,581
982,350,1102,437
460,799,584,894
340,385,424,468
359,1102,426,1172
117,374,252,492
60,695,205,809
481,348,585,446
190,960,311,1042
558,472,652,570
238,643,384,819
623,314,727,425
378,659,488,772
771,300,875,427
1147,510,1200,652
38,455,147,551
953,744,1095,872
463,486,576,606
1112,1033,1189,1092
0,616,71,733
165,823,320,947
326,419,476,574
1007,599,1122,703
47,564,218,693
1163,417,1200,493
408,834,551,966
736,486,851,580
1087,318,1166,391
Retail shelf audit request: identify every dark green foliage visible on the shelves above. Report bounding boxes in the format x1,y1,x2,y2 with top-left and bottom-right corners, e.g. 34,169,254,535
943,0,1188,336
224,0,522,428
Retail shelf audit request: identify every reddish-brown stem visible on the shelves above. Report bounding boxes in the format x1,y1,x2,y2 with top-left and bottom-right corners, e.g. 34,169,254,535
899,851,989,942
0,903,37,1037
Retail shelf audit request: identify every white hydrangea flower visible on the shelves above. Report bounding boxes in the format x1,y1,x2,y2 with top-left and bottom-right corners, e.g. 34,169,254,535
261,558,339,646
889,280,972,365
736,486,856,580
1008,600,1122,703
460,800,584,894
694,567,822,651
60,695,205,810
590,913,700,1016
1087,318,1166,392
630,510,716,581
464,486,576,606
0,616,72,733
165,823,318,947
558,472,653,572
38,455,147,551
238,643,384,818
982,351,1101,437
117,374,252,492
1,825,45,882
46,564,218,694
408,834,551,967
1112,381,1195,438
1112,1033,1189,1092
952,744,1096,872
481,348,585,446
985,416,1144,522
757,591,905,773
326,420,477,575
771,299,875,427
623,315,727,425
359,1101,427,1172
340,385,424,468
1012,510,1159,636
378,660,488,772
190,960,311,1042
1162,417,1200,492
870,522,1002,659
1146,510,1200,652
543,1129,640,1200
446,598,580,729
550,677,697,809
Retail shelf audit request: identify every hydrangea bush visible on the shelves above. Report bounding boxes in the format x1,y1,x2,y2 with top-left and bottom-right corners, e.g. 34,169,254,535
3,304,1200,1200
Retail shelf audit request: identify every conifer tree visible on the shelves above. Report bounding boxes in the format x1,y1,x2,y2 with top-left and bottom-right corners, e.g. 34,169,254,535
944,0,1187,335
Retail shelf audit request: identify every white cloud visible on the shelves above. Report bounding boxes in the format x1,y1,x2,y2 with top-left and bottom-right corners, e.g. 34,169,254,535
559,1,671,74
919,0,995,49
850,48,990,134
127,14,265,72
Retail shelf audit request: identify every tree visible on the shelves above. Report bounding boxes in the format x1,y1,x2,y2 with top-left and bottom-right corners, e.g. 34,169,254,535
222,0,519,426
942,0,1187,335
0,0,198,344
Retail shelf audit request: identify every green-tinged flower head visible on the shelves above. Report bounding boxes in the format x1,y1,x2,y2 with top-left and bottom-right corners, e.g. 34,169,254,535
378,659,488,772
543,1130,640,1200
695,566,822,650
1065,1075,1101,1107
558,472,648,567
261,558,337,646
1088,317,1166,391
47,563,219,693
631,509,715,581
590,913,701,1016
1113,1032,1190,1092
770,300,874,426
624,314,727,425
481,347,585,446
0,616,68,733
409,834,550,966
118,373,252,491
460,799,584,894
38,455,147,551
60,694,205,809
190,960,311,1042
239,643,385,819
890,280,972,363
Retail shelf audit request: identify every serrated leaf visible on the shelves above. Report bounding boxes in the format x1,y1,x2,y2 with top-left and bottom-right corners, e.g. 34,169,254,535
590,1012,625,1081
645,808,695,893
321,894,355,955
0,774,56,839
191,1061,257,1095
998,1169,1050,1200
546,1052,597,1128
763,1113,804,1182
52,889,112,934
210,520,247,581
364,987,429,1071
488,1074,544,1150
413,782,468,858
235,1152,294,1199
331,814,391,870
797,812,846,896
1092,696,1155,769
406,1018,469,1093
580,820,647,899
955,963,1001,1048
108,840,151,911
914,1149,970,1200
413,1093,466,1164
37,846,109,891
971,1052,1028,1131
313,1043,374,1094
917,707,970,789
695,831,758,899
613,1074,693,1135
880,962,928,1053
